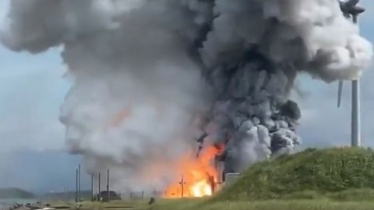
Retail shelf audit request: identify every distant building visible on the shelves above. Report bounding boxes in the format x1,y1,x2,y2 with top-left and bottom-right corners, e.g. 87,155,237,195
214,155,241,188
224,173,241,186
94,191,121,202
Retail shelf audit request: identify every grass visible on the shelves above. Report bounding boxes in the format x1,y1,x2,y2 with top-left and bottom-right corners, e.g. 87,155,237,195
149,199,374,210
59,198,374,210
214,147,374,201
51,147,374,210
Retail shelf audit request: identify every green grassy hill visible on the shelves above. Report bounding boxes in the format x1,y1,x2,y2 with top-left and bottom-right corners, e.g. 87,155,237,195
214,147,374,201
0,188,35,199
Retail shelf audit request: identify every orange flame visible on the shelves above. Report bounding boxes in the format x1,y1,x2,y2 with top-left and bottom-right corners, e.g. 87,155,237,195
163,144,224,198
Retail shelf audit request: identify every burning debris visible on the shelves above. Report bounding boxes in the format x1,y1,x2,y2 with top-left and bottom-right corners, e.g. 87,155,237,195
0,0,372,197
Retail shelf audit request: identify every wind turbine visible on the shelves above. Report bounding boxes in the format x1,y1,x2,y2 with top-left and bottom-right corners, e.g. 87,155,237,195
337,0,365,147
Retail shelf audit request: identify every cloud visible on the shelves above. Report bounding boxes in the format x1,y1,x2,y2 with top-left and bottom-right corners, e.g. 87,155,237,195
0,0,371,154
0,0,372,192
295,13,374,148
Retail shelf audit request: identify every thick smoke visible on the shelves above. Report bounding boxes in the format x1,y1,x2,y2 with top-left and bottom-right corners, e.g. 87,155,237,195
1,0,372,191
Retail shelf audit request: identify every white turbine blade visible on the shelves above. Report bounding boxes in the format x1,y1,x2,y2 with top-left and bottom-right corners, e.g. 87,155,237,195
337,80,343,108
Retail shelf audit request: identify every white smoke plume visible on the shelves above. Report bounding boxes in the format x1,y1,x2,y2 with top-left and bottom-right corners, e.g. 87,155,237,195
0,0,372,191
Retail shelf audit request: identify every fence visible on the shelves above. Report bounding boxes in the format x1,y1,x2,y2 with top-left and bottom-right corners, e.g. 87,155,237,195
119,190,165,200
119,189,202,200
41,186,224,203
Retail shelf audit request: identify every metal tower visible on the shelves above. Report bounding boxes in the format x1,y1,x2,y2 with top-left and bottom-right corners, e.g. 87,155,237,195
337,0,365,147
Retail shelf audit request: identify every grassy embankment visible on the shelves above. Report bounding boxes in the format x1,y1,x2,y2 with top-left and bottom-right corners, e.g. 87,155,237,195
53,147,374,210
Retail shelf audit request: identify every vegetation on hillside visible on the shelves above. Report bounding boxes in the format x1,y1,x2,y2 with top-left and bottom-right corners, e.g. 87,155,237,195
148,199,374,210
55,197,374,210
214,147,374,201
0,188,35,199
143,147,374,210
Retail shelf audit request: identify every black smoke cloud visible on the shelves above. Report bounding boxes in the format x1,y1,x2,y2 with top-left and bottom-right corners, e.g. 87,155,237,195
0,0,372,191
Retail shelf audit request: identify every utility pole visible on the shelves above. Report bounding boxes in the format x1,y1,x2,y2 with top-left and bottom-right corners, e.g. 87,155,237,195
98,173,101,201
78,164,81,201
179,175,186,198
91,174,94,201
75,168,78,202
107,169,110,202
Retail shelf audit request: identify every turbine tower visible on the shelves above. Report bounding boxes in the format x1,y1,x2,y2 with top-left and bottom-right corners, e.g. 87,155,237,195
337,0,365,147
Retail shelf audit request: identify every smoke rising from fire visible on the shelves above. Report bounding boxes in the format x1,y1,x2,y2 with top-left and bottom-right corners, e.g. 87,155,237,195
1,0,372,191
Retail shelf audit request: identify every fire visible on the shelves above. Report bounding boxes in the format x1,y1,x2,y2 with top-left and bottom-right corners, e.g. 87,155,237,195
106,109,225,198
191,179,213,197
163,144,224,198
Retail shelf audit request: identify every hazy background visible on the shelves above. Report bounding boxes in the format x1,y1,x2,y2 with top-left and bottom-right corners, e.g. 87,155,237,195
0,0,373,193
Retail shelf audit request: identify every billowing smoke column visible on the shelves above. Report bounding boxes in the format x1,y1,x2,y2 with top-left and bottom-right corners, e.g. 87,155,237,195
0,0,372,190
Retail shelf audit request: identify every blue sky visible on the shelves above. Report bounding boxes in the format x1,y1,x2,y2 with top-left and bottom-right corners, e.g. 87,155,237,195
0,1,373,192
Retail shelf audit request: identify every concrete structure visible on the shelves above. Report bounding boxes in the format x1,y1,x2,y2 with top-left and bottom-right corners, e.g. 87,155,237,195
223,173,241,186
